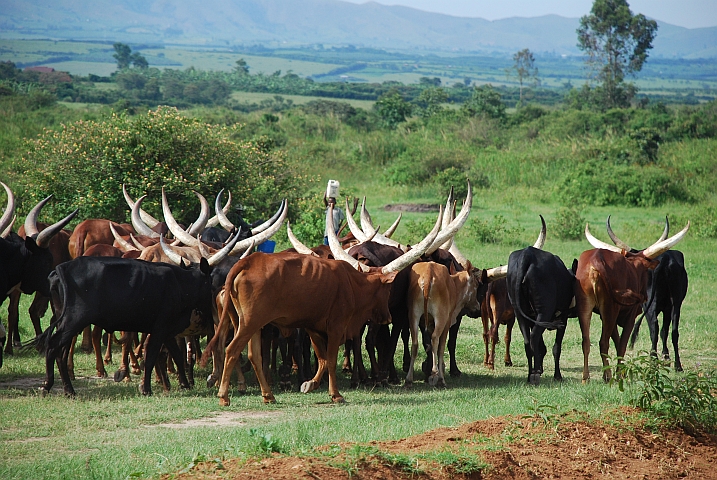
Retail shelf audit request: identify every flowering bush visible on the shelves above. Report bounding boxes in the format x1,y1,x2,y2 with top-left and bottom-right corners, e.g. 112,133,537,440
17,106,305,224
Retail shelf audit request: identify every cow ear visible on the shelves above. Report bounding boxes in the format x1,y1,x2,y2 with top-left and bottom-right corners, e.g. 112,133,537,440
200,257,213,276
381,271,398,283
479,269,488,284
571,259,578,275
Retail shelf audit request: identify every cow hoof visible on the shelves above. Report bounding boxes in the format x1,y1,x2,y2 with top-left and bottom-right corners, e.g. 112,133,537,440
39,386,49,397
279,381,292,391
554,374,563,382
300,380,317,394
63,388,76,397
528,373,541,386
350,381,359,389
486,363,495,370
428,374,439,387
219,397,231,407
450,368,461,378
139,384,152,396
113,369,128,382
331,395,345,403
675,364,684,372
237,381,247,393
505,361,513,367
262,394,276,404
404,380,413,388
69,371,75,381
206,374,217,388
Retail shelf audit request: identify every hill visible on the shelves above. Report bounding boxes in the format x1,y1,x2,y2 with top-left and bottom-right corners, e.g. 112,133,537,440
2,0,716,58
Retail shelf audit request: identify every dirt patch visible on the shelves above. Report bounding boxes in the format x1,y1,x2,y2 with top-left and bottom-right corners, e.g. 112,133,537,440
0,377,45,390
151,411,280,429
169,410,717,479
383,203,440,213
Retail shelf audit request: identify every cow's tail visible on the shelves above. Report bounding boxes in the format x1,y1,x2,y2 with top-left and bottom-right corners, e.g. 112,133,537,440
512,265,538,326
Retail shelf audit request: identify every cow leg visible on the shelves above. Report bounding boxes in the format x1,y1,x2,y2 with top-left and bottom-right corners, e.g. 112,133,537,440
114,332,133,382
488,318,499,370
552,323,567,381
5,289,21,353
429,322,449,388
91,325,107,378
405,312,420,386
80,325,93,353
447,317,462,377
504,317,515,367
68,336,76,381
400,323,411,374
670,306,683,372
659,310,671,360
140,334,165,396
219,328,267,406
29,293,49,337
164,336,191,390
324,335,344,403
365,324,382,383
576,297,594,383
342,340,352,373
517,318,535,384
301,331,329,395
481,312,491,367
104,332,113,365
58,344,75,396
154,347,171,392
260,326,274,386
350,330,367,389
529,323,548,385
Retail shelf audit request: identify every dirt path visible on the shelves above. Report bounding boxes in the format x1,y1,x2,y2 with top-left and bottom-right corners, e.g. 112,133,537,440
169,409,717,479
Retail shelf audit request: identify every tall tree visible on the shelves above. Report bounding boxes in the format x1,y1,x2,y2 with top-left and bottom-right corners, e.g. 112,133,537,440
509,48,539,104
577,0,657,108
113,43,132,70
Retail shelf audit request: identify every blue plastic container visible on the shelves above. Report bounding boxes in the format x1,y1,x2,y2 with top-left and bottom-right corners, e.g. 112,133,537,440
257,240,276,253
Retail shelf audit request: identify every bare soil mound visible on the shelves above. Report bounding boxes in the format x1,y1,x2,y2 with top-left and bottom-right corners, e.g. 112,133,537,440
383,203,440,212
169,409,717,479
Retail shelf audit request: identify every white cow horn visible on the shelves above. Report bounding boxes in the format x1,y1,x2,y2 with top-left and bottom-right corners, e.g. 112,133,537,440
585,223,623,253
383,213,402,238
382,206,444,274
110,222,138,252
186,192,210,237
162,188,200,247
132,195,160,238
159,235,184,266
207,189,233,229
229,200,287,255
327,204,370,272
533,215,546,249
287,221,318,256
251,200,286,235
0,181,16,236
642,222,690,259
123,184,159,227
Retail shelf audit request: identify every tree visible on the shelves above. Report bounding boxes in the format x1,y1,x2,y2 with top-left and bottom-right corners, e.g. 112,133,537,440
577,0,658,109
375,91,413,129
131,52,148,69
460,85,506,121
234,58,249,76
509,48,539,104
417,87,448,119
113,43,132,70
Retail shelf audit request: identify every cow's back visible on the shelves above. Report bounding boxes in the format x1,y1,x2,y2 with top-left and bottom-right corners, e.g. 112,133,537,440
69,220,134,259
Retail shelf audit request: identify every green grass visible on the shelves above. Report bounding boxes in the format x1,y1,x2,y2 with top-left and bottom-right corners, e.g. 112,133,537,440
1,199,714,478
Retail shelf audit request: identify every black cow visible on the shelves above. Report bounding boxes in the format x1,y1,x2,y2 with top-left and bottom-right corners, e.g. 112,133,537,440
506,246,577,385
35,256,215,396
0,192,78,368
630,250,688,371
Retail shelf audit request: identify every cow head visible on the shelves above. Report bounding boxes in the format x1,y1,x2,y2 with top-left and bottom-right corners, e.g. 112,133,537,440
367,270,398,325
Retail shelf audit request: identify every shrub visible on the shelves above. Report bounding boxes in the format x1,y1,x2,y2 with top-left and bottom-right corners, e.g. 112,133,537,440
16,106,304,223
463,214,525,246
610,352,717,434
558,159,687,207
553,206,586,240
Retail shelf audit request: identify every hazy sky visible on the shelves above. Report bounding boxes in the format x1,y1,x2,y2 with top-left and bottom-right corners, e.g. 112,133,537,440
342,0,717,29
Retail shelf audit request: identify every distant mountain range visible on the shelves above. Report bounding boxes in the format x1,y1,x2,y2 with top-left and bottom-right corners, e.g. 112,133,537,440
2,0,716,58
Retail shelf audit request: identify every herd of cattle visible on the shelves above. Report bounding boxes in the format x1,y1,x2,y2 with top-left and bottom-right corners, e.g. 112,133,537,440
0,181,690,406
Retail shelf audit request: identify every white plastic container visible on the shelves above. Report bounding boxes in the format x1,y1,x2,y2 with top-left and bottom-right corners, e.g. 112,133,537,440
326,179,340,199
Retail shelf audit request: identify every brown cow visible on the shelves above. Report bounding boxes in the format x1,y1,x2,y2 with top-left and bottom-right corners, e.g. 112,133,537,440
405,261,481,387
204,206,442,406
68,219,135,259
575,222,689,383
481,278,516,370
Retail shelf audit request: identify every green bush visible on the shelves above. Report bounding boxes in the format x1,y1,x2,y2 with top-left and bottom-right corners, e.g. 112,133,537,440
611,352,717,434
383,144,472,186
553,206,586,240
463,214,525,246
16,106,304,223
558,158,687,207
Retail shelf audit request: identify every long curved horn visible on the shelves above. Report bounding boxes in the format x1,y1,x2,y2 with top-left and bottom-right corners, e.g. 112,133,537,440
25,196,79,248
658,216,669,242
1,215,15,239
0,182,16,236
382,207,444,274
383,213,402,238
239,240,254,259
533,215,547,249
439,199,457,251
110,222,138,252
359,197,375,234
162,188,200,247
642,222,690,259
207,229,242,266
287,221,318,256
130,234,148,252
606,215,632,251
426,181,472,255
449,242,470,270
159,234,184,266
132,195,160,238
186,192,210,237
229,200,287,255
585,224,622,253
345,197,368,242
207,190,232,229
123,184,159,227
251,200,286,235
486,265,508,281
327,204,369,272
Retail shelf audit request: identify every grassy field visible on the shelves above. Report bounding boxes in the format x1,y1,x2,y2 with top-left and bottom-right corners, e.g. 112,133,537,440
0,189,714,478
230,91,376,109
